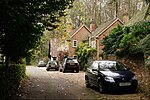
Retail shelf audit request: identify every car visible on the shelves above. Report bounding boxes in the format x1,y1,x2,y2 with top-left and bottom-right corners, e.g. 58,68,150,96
46,60,59,71
61,58,80,73
85,60,138,93
38,60,46,67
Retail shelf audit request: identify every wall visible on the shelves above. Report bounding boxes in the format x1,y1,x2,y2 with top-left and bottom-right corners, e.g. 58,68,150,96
68,26,91,57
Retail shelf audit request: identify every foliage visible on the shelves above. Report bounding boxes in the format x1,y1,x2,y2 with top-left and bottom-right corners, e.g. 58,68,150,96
76,42,96,70
120,21,150,55
27,17,70,65
67,1,87,27
102,25,124,55
26,32,50,65
0,64,26,99
102,21,150,57
144,0,150,4
139,34,150,54
66,0,147,29
0,0,74,65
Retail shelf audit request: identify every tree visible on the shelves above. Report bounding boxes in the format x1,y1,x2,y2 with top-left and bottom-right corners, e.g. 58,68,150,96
27,17,70,65
0,0,74,66
144,0,150,4
66,0,146,29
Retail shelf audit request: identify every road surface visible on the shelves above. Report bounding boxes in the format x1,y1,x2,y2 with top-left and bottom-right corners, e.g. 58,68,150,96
11,66,146,100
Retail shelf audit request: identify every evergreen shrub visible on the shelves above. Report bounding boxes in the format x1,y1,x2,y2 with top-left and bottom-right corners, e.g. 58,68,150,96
0,64,26,98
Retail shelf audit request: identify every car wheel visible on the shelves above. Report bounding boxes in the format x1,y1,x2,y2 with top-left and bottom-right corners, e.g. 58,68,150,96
98,82,105,93
55,68,59,71
85,77,90,88
72,70,74,73
76,69,79,73
46,68,49,71
60,69,62,72
63,68,66,73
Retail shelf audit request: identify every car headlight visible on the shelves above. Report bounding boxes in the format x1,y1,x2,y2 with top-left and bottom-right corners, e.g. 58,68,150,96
104,76,115,82
132,76,137,80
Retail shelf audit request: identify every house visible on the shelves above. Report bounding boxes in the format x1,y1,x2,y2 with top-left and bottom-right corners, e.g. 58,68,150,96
67,24,92,58
50,36,69,62
90,18,124,60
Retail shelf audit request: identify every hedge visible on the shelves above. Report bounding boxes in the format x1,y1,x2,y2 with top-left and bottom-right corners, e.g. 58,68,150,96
0,64,26,99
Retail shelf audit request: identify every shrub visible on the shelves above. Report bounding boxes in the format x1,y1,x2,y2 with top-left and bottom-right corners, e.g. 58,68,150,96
0,64,26,99
76,42,96,70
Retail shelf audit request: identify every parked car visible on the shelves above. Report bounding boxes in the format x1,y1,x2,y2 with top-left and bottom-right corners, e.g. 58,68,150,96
46,60,59,71
61,58,80,73
85,60,138,93
38,60,46,67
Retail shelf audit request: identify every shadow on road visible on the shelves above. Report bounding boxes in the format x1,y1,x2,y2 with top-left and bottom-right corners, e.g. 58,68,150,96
89,86,139,95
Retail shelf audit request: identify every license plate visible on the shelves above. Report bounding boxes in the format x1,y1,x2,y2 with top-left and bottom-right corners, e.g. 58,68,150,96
119,82,131,86
51,65,55,67
70,63,75,65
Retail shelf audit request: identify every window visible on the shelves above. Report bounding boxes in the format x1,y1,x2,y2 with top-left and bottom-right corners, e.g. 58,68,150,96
90,61,98,69
73,40,78,47
91,41,96,48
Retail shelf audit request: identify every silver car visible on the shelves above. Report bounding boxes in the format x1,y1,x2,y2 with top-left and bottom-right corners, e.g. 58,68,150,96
46,60,59,71
38,60,46,67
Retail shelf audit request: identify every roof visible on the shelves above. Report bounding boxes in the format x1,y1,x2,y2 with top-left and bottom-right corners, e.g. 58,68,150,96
125,4,150,26
92,18,123,37
70,24,91,38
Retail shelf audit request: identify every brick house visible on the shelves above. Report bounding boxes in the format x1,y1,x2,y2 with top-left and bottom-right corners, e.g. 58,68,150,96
90,18,124,60
67,24,92,58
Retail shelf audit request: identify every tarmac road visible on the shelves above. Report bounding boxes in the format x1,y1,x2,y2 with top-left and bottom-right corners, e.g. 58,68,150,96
11,66,145,100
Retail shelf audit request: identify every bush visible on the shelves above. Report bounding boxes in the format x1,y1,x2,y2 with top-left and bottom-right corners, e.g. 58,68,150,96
0,64,26,99
76,42,96,70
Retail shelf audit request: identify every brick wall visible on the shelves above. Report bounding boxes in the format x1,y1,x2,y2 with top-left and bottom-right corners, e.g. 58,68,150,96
68,26,91,57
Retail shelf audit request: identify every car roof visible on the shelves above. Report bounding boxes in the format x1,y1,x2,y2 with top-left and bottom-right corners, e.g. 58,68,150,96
94,60,117,63
39,60,44,62
50,60,56,61
65,57,77,60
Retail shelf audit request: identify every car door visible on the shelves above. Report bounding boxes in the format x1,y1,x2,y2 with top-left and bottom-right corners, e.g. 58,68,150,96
91,61,99,86
88,61,99,86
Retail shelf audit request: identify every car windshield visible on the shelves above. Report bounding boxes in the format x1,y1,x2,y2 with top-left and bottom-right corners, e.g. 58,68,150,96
66,58,78,63
49,61,57,65
98,61,127,71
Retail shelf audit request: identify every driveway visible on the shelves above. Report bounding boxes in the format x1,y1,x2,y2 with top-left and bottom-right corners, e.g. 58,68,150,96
11,66,146,100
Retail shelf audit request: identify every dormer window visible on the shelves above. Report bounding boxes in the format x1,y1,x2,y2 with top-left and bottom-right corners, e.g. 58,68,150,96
73,40,78,47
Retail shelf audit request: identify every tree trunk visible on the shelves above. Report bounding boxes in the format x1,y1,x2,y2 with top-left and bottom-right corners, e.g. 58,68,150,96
115,0,118,18
5,55,9,67
144,3,150,20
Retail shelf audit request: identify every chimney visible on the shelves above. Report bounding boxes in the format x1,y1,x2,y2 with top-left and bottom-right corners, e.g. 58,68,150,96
122,7,129,24
90,17,96,32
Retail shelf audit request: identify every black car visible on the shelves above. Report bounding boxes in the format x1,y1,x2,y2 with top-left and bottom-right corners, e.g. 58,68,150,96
46,60,59,71
85,60,138,93
61,58,80,73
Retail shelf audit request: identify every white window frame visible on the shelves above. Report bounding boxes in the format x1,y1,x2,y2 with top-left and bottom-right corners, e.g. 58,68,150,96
73,40,78,47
